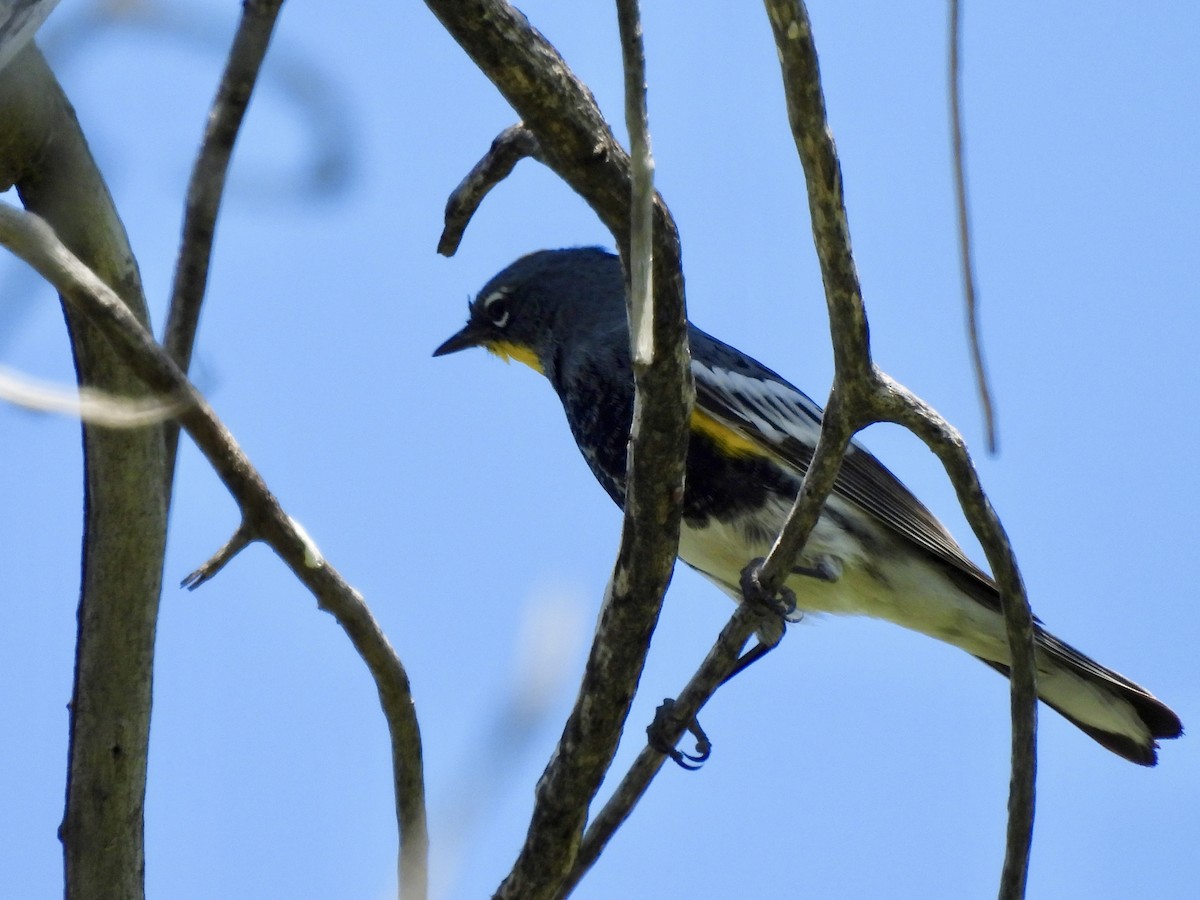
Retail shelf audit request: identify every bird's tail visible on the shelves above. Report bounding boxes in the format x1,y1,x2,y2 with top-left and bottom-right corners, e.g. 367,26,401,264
979,628,1182,766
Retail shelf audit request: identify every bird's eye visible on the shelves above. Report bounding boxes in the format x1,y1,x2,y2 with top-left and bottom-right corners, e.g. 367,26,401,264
481,289,511,328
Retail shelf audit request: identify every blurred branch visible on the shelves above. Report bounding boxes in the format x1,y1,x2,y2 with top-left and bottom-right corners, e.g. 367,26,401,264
0,364,189,426
760,3,1036,898
428,2,690,898
948,0,996,453
0,42,167,900
162,0,286,497
41,0,355,202
0,200,430,900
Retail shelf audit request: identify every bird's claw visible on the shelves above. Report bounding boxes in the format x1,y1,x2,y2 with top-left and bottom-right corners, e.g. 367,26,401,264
739,557,799,619
648,698,712,771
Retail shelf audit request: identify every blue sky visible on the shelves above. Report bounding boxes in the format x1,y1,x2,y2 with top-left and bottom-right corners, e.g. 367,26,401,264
2,2,1197,898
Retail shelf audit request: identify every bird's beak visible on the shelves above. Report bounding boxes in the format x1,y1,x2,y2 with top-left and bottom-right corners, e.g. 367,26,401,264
433,322,485,357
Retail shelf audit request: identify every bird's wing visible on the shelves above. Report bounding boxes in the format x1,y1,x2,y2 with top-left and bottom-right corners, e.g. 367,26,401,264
689,328,995,595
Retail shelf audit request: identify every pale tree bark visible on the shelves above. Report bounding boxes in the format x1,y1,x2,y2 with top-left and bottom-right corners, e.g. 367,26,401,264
0,43,166,900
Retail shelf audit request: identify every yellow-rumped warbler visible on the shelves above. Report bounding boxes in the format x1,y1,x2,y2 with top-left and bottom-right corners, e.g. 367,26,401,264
434,247,1182,765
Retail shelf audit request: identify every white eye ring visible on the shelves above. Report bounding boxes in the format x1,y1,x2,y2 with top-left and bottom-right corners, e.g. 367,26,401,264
481,289,511,328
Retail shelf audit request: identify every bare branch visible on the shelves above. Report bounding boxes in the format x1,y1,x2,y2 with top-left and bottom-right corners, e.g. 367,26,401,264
752,391,857,600
426,0,669,258
163,0,286,494
948,0,997,453
761,3,1036,897
0,202,430,900
761,1,871,382
872,374,1036,900
428,3,690,897
438,112,689,899
438,123,543,256
751,0,874,655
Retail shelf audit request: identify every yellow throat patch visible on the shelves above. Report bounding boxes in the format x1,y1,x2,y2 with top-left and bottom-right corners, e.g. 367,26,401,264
486,340,543,374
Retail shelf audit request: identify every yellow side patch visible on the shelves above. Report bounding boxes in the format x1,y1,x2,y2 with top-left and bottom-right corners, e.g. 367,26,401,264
690,409,770,458
487,340,543,374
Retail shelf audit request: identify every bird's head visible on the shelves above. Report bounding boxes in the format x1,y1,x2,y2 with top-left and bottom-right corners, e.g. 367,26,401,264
433,247,624,378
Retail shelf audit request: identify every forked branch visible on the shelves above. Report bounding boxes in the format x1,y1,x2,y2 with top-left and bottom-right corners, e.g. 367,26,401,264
0,203,430,900
760,4,1036,898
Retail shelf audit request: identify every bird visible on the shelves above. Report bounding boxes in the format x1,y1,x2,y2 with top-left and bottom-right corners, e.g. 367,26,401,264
433,246,1182,766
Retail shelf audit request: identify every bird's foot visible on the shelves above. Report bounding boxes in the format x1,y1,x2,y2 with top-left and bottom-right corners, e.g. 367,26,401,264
647,698,712,771
739,557,799,620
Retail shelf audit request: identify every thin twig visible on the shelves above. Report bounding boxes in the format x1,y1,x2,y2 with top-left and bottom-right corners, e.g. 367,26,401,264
180,520,254,590
438,124,543,256
753,391,857,597
617,0,655,366
752,0,873,659
425,0,673,257
874,374,1035,900
0,203,430,900
554,604,764,899
949,0,997,453
760,2,871,381
163,0,287,496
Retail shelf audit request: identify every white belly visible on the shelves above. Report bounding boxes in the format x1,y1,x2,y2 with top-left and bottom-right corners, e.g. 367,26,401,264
676,496,1010,661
